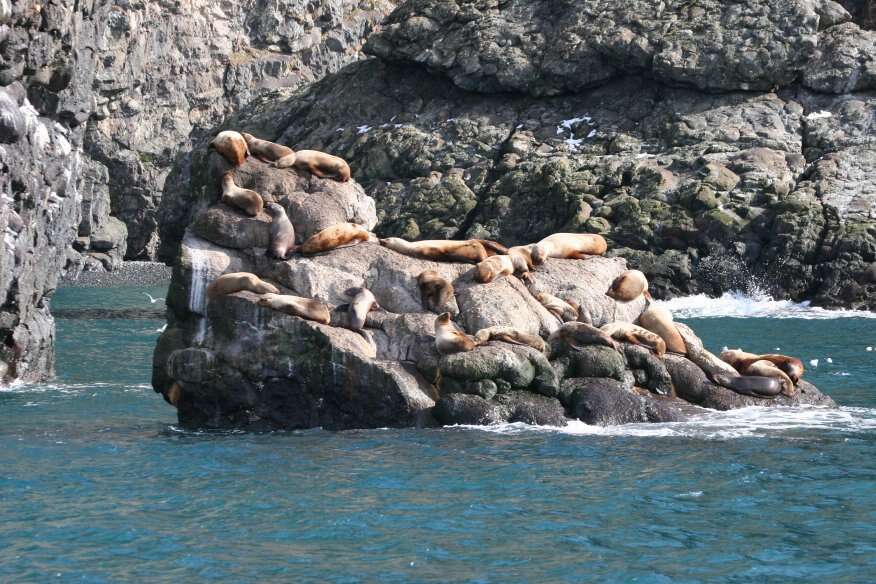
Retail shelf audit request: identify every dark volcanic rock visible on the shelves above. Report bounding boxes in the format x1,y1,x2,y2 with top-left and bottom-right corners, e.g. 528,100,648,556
566,378,690,426
434,394,503,426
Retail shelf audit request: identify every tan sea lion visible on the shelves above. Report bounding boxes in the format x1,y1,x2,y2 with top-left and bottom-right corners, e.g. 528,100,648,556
600,322,666,356
475,254,516,283
221,172,263,217
638,304,686,354
344,287,380,330
434,312,479,354
753,354,805,384
473,326,547,353
606,269,651,302
535,292,579,322
417,270,458,315
508,245,535,272
531,233,607,264
299,223,375,255
207,272,280,299
209,130,249,166
256,293,332,324
293,149,351,182
548,322,620,356
720,349,798,396
242,132,296,168
380,238,489,264
264,202,296,259
476,239,509,257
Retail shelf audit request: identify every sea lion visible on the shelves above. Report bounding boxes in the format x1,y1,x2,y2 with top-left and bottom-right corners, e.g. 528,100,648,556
264,202,296,259
600,322,666,356
221,172,263,217
476,239,509,257
638,304,687,354
535,292,579,322
720,349,796,396
434,312,479,354
675,323,739,379
209,130,248,166
417,270,458,315
242,132,296,168
381,237,489,264
606,269,651,302
548,322,620,356
508,245,535,272
473,326,547,353
344,287,380,330
293,149,351,182
256,293,332,324
753,354,805,384
531,233,607,264
711,373,783,398
475,254,516,283
299,223,375,255
207,272,279,299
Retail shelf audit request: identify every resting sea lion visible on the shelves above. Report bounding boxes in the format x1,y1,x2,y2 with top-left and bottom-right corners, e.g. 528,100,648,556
477,239,509,257
711,373,783,398
221,172,263,217
256,293,332,324
756,354,805,383
674,323,739,378
606,269,651,302
242,132,296,168
531,233,607,264
417,270,458,315
381,237,489,263
344,287,380,330
507,245,535,272
475,254,515,283
293,149,351,182
548,322,619,356
264,202,296,259
720,349,796,396
638,304,686,354
474,326,546,353
600,322,666,356
299,223,374,255
535,292,579,322
207,272,279,299
434,312,479,354
209,130,248,166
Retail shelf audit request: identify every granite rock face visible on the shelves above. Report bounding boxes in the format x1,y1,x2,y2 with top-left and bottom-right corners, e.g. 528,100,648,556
153,155,833,431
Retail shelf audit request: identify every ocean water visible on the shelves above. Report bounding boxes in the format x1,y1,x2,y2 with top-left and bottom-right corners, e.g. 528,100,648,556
1,286,875,583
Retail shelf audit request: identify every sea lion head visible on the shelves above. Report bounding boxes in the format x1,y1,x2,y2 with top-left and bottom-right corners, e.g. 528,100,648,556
436,312,452,325
531,243,548,265
264,202,285,217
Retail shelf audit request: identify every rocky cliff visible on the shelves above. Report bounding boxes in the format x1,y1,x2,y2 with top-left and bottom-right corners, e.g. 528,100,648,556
0,0,392,384
153,150,833,430
161,0,876,309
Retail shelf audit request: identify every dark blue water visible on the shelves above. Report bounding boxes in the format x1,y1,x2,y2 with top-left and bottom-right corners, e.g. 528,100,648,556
1,288,875,583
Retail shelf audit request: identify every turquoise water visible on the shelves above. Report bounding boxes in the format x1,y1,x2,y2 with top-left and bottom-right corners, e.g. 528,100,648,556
1,287,875,582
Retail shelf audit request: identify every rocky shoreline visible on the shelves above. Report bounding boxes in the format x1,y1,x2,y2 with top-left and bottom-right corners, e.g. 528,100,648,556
152,146,834,431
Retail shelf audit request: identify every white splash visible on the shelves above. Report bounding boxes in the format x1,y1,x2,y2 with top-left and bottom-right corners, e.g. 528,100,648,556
658,290,876,320
356,125,371,135
451,406,876,440
806,110,833,120
556,115,591,134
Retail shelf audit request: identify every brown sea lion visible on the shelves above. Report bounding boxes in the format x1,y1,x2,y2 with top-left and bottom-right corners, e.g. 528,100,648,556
417,270,458,315
264,202,296,259
474,326,547,353
674,323,739,379
720,349,797,396
508,245,535,272
434,312,479,354
293,149,351,182
476,239,509,257
638,304,686,354
754,354,805,384
242,132,296,168
600,322,666,356
207,272,279,299
606,269,651,302
475,255,516,283
531,233,607,264
535,292,579,322
209,130,248,166
380,237,489,264
549,322,620,357
299,223,375,255
344,287,380,330
256,293,332,324
221,172,263,217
